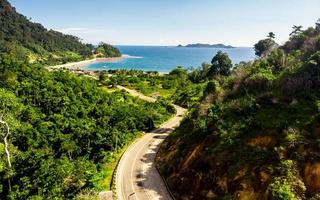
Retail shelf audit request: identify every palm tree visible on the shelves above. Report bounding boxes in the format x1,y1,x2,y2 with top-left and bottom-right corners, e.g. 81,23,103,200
267,32,275,39
290,25,303,36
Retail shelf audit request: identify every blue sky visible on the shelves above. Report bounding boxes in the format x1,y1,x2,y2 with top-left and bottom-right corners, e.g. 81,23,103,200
9,0,320,47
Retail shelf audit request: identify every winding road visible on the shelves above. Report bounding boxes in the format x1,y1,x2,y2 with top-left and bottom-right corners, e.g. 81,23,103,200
115,86,186,200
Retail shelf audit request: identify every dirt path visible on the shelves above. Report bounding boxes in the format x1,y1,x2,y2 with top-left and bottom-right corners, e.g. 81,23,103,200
116,85,157,103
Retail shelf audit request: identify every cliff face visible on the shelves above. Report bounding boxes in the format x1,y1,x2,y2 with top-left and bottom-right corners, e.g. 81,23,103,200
157,24,320,200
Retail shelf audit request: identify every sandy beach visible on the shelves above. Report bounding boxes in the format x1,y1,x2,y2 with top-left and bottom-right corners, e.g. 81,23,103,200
47,56,124,70
46,55,168,75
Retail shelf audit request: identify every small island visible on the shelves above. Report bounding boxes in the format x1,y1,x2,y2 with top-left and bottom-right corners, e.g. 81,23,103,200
177,43,234,48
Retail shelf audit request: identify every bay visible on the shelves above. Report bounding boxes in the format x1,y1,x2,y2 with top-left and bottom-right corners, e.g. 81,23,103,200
84,46,256,73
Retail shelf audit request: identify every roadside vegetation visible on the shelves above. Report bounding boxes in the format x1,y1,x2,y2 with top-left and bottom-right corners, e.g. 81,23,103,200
2,0,320,199
0,54,174,199
157,20,320,199
0,0,173,199
97,65,209,109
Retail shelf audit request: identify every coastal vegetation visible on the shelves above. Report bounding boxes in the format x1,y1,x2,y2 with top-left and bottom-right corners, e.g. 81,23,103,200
1,0,319,199
157,21,320,199
0,0,171,199
97,67,207,109
97,51,233,109
254,32,278,57
0,53,173,199
0,0,92,65
94,43,121,58
0,0,121,66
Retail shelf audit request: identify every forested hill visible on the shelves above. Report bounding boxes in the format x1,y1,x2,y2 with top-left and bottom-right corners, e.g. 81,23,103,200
0,0,120,65
0,0,93,64
0,1,168,199
157,21,320,199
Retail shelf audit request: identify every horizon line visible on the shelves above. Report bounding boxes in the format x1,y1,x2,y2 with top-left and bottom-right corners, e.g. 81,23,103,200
100,44,254,48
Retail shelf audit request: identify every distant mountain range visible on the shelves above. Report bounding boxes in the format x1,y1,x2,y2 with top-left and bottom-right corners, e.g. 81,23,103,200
177,43,234,48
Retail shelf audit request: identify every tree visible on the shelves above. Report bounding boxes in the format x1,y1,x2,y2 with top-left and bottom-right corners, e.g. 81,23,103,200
290,25,303,36
95,42,121,58
98,70,108,83
208,51,232,76
0,88,23,194
0,116,11,168
169,66,188,79
0,115,11,191
316,19,320,30
254,38,277,57
268,32,275,39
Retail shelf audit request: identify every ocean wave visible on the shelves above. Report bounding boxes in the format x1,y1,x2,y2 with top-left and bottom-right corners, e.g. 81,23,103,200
122,54,143,59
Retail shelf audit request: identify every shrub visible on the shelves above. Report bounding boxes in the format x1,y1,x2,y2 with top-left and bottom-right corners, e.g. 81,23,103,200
284,127,303,147
205,81,216,95
269,179,295,200
254,38,277,57
268,160,306,200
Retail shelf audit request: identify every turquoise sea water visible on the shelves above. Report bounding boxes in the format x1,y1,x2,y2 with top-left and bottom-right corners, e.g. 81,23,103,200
84,46,256,73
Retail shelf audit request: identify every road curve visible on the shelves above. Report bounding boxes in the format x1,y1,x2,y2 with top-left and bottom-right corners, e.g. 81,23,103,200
115,86,186,200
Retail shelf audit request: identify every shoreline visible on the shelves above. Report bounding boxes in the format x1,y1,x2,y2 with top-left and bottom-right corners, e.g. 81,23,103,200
47,55,169,76
47,56,125,70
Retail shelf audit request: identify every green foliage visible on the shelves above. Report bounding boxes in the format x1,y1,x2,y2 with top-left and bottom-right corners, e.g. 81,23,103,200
268,32,276,39
269,180,296,200
102,67,205,109
268,160,306,200
204,81,216,95
209,51,233,76
95,43,121,58
169,66,188,80
157,22,320,200
254,38,277,57
250,65,276,81
267,49,286,72
284,127,303,147
188,63,211,83
0,55,172,199
0,0,94,64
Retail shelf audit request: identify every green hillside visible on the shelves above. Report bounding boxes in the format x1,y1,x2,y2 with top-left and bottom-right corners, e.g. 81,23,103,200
157,22,320,199
0,1,170,199
0,0,121,65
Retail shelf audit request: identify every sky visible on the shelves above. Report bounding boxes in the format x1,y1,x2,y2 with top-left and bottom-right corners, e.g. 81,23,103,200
9,0,320,47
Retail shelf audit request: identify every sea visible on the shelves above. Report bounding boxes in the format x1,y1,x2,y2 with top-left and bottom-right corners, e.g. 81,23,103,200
84,46,256,73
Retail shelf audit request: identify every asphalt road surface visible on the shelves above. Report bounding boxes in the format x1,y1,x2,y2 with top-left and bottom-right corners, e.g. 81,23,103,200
115,86,186,200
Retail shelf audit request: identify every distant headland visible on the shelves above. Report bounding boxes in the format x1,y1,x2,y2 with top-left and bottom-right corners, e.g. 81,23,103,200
177,43,234,48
